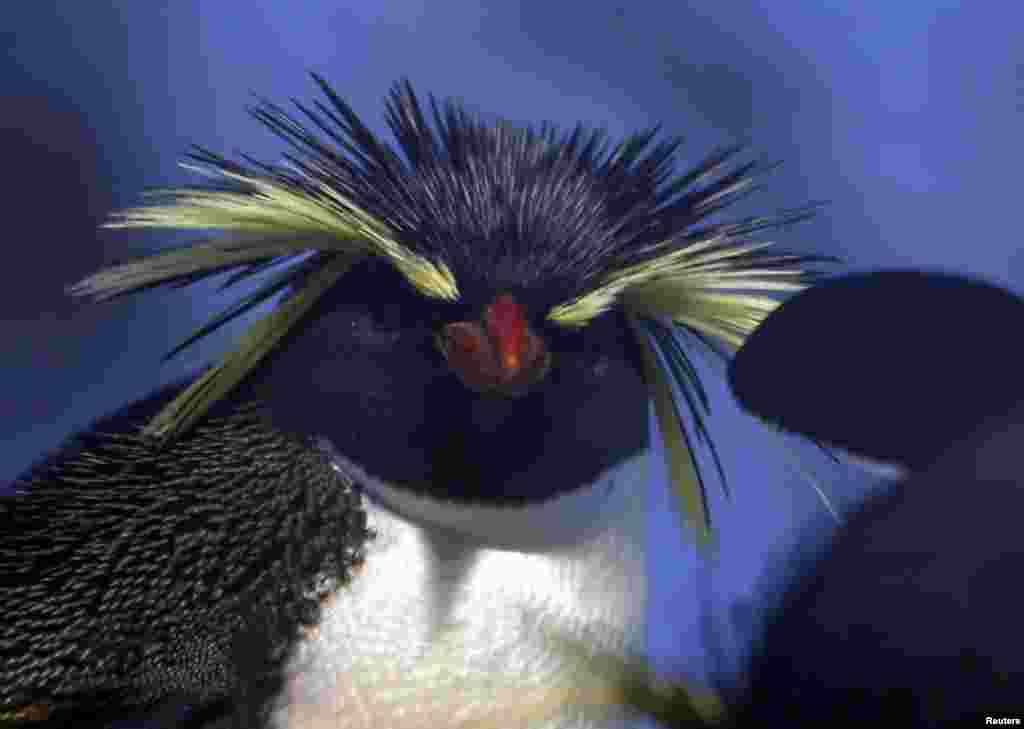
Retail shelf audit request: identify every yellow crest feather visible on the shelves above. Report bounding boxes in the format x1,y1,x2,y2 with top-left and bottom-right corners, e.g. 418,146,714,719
73,162,460,441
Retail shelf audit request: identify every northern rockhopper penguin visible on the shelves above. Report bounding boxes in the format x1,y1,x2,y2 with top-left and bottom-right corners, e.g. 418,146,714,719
1,75,829,729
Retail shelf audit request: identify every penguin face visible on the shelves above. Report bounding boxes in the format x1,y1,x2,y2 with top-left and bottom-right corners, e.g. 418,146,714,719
249,260,651,516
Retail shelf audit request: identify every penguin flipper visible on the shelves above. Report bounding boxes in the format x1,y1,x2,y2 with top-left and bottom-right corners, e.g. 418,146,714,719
1,378,370,728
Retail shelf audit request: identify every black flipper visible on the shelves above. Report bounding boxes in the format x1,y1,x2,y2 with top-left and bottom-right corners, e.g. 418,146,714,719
1,377,370,728
737,399,1024,725
729,270,1024,471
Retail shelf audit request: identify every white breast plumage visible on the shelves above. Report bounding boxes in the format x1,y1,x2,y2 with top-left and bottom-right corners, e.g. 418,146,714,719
276,439,652,729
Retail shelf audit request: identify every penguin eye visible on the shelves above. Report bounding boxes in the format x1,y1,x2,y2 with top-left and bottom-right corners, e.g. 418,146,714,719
347,311,403,349
299,260,456,355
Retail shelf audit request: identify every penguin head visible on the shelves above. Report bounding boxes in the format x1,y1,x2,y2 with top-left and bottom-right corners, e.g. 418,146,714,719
77,74,828,545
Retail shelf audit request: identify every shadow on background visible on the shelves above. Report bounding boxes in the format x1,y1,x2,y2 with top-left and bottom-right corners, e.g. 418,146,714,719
1,3,192,482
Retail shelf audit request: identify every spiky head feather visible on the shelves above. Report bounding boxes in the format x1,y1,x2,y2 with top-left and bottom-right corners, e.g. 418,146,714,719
71,74,832,542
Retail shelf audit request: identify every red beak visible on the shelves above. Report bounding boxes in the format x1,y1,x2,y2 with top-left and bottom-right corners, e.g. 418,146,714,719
437,294,551,396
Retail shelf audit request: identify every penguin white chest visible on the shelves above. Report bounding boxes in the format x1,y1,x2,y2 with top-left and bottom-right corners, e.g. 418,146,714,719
275,448,651,729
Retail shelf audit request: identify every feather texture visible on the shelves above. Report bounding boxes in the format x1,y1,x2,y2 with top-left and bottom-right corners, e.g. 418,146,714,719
0,378,370,727
69,74,831,537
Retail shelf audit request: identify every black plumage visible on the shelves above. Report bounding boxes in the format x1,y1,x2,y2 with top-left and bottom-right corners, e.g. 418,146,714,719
239,76,805,318
729,271,1024,724
729,270,1024,470
736,399,1024,725
1,377,369,727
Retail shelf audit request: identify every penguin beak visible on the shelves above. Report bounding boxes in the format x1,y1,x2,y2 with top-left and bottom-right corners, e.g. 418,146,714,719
435,294,552,397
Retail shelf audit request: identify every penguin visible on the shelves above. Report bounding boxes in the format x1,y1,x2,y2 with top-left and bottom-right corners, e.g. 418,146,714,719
1,75,828,729
728,270,1024,724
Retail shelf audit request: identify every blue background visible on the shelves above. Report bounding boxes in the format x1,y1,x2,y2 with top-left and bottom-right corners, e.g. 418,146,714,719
2,0,1022,712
